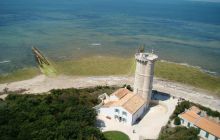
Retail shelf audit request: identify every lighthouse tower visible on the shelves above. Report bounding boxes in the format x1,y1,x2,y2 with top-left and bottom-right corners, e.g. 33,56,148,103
133,52,158,106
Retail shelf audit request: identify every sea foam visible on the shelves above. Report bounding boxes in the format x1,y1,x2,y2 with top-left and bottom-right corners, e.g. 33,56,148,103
0,60,11,64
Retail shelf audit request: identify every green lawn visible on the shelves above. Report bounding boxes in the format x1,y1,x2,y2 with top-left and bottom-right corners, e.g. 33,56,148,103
104,131,130,140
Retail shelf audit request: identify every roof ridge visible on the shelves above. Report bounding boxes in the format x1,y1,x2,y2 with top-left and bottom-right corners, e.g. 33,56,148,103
122,93,136,106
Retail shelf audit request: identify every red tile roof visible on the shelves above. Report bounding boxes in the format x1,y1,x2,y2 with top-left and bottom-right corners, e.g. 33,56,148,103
179,106,220,138
103,88,146,114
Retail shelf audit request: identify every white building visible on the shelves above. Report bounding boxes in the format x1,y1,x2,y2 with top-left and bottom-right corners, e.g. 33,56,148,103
97,52,158,125
99,88,147,125
179,106,220,140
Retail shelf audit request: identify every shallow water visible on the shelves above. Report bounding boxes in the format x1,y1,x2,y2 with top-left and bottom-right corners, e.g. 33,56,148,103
0,0,220,75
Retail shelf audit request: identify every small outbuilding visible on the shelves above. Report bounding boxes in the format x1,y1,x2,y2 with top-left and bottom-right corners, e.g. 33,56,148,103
179,106,220,140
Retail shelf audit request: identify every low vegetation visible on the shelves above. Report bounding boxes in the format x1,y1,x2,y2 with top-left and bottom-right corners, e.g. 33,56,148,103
0,56,220,96
155,61,220,95
174,117,181,125
55,56,134,76
158,126,199,140
170,100,220,120
0,86,118,140
103,131,130,140
170,101,191,120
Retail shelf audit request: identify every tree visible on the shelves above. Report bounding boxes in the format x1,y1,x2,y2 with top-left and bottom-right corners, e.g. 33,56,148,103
0,87,112,140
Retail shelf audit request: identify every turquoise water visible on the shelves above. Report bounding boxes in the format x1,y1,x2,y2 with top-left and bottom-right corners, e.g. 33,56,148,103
0,0,220,75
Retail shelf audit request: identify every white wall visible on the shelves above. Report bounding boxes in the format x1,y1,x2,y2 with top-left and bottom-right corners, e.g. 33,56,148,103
99,106,133,125
199,129,219,140
179,117,195,128
132,103,147,124
99,103,147,125
134,60,144,94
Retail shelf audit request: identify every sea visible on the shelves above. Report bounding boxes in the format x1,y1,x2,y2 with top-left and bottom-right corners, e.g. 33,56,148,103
0,0,220,75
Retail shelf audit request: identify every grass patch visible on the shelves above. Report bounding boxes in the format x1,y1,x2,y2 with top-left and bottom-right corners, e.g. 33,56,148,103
155,61,220,95
104,131,130,140
55,56,135,76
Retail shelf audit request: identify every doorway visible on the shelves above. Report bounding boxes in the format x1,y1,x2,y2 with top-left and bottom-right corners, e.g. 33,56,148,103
119,117,122,122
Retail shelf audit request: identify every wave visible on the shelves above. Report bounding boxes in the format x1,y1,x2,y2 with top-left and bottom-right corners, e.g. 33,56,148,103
160,60,218,76
0,60,11,64
90,43,101,46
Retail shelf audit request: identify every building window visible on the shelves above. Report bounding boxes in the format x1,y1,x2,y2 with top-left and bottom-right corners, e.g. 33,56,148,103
181,119,184,124
187,122,190,127
115,109,119,113
122,111,127,116
114,115,118,119
205,132,209,138
122,118,126,122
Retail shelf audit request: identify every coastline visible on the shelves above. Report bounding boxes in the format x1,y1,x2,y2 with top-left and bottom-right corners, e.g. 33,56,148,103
0,74,219,112
159,60,218,76
0,56,220,95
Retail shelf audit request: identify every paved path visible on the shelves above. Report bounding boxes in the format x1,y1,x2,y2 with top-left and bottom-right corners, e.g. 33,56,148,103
97,98,178,140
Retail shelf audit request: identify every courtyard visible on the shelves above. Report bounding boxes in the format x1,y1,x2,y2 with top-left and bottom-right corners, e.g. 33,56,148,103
97,96,178,140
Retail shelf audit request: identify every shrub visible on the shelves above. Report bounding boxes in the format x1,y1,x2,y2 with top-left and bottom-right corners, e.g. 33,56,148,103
194,103,220,119
174,117,181,125
158,126,199,140
122,84,133,91
170,100,220,120
170,101,191,120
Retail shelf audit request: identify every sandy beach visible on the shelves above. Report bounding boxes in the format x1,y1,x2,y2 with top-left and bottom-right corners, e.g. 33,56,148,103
0,75,219,112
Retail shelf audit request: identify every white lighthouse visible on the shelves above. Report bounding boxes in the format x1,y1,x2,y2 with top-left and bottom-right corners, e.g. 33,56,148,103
97,51,158,125
133,52,158,106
